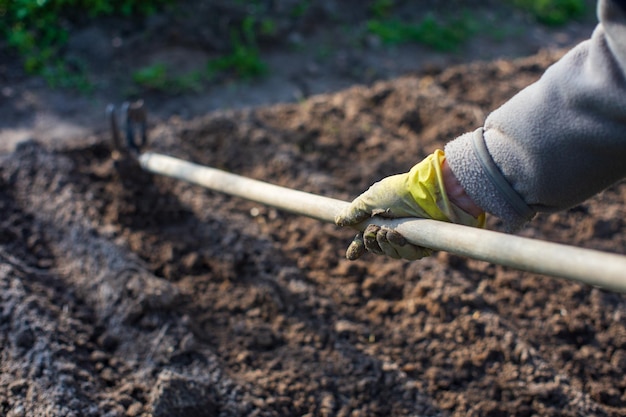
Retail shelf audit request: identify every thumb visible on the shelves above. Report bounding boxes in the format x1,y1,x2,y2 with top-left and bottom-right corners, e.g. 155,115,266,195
335,198,371,226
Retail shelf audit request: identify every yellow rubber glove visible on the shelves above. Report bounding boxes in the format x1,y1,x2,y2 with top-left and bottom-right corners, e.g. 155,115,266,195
335,150,485,260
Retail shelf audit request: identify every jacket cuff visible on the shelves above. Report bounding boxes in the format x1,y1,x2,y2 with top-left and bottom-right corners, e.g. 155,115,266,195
444,128,536,231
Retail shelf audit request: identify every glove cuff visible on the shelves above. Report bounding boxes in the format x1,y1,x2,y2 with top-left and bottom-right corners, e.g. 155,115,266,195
406,150,485,228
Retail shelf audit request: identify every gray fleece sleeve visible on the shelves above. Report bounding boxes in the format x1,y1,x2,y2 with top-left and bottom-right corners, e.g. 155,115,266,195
445,0,626,231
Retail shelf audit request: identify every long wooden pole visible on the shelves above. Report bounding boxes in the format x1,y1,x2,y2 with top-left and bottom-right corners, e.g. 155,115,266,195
139,152,626,293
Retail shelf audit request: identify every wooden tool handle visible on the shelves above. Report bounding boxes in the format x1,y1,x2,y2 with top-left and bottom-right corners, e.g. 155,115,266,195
140,152,626,293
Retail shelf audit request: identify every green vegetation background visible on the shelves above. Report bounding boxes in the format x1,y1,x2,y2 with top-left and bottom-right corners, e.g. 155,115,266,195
0,0,591,93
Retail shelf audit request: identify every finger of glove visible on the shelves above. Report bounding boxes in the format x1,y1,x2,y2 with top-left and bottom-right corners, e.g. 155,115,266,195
383,228,432,260
363,224,384,255
346,233,366,260
335,177,403,226
335,201,371,227
375,228,401,259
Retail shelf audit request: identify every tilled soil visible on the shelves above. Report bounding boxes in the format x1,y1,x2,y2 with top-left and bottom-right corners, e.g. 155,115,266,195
1,50,626,417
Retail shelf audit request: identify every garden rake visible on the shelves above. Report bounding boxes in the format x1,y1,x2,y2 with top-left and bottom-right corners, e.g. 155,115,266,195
108,101,626,293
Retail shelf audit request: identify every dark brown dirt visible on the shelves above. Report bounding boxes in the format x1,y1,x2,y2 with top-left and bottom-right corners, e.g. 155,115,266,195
1,47,625,417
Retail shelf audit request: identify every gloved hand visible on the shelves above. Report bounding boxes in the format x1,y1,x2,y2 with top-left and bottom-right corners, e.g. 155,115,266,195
335,150,485,260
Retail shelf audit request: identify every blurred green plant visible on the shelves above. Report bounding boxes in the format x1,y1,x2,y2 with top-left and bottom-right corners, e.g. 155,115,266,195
369,0,395,18
133,63,168,91
259,18,278,36
290,0,310,18
206,16,268,81
132,63,204,94
0,0,171,91
134,14,270,94
367,12,479,52
511,0,587,25
366,0,587,52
